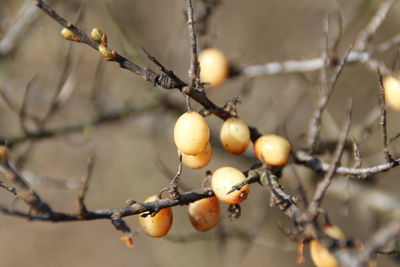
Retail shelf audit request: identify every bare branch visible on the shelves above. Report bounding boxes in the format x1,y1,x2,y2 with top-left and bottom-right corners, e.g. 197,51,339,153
0,187,213,222
354,0,396,51
187,0,200,89
307,100,352,218
76,153,95,216
377,69,394,162
294,149,400,178
0,180,17,195
0,1,40,56
361,219,400,262
0,157,52,215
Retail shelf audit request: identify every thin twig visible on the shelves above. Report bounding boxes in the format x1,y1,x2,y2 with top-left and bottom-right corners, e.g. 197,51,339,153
168,153,183,200
307,100,352,219
294,149,400,178
0,158,52,215
19,76,38,134
0,1,40,56
307,44,352,152
354,0,396,51
377,69,394,163
76,153,95,216
187,0,200,89
361,219,400,262
0,180,17,195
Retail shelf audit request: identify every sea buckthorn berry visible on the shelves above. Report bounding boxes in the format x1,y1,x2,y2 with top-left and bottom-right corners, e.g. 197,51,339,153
310,224,345,267
383,75,400,111
211,167,249,204
60,28,80,42
220,117,250,154
199,48,229,88
174,111,210,156
188,197,220,232
254,134,291,166
181,142,212,169
138,195,173,238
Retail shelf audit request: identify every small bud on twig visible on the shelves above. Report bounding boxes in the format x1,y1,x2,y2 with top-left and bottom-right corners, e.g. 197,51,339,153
90,28,107,45
60,28,81,42
98,45,116,61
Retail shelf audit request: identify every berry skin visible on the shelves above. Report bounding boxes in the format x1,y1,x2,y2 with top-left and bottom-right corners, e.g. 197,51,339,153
174,111,210,156
211,167,249,204
383,75,400,111
254,134,291,166
310,224,345,267
188,197,220,232
199,48,229,88
138,195,173,238
220,117,250,154
181,142,213,169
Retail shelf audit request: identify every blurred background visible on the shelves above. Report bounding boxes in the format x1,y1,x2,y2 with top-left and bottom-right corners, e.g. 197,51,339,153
0,0,400,266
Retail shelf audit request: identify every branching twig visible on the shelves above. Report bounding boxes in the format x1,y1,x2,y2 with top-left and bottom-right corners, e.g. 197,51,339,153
0,187,213,222
307,100,352,219
0,158,52,215
354,0,396,51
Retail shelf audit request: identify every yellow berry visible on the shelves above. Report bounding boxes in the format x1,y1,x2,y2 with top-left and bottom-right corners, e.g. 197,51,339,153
181,142,212,169
188,197,220,232
174,111,210,156
138,195,173,238
60,28,80,42
310,224,345,267
254,134,291,166
199,48,229,88
211,167,249,204
383,75,400,111
220,117,250,154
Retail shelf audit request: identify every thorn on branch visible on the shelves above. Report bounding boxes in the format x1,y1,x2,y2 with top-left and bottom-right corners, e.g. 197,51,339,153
227,170,260,194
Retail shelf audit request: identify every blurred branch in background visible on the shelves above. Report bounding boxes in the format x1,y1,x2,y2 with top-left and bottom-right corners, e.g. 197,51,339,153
0,1,40,57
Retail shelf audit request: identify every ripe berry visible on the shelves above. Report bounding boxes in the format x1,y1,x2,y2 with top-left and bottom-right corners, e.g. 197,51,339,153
199,48,229,88
138,195,173,238
383,75,400,111
211,167,249,204
174,111,210,156
181,142,212,169
254,134,291,166
310,224,345,267
220,117,250,154
188,197,220,232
